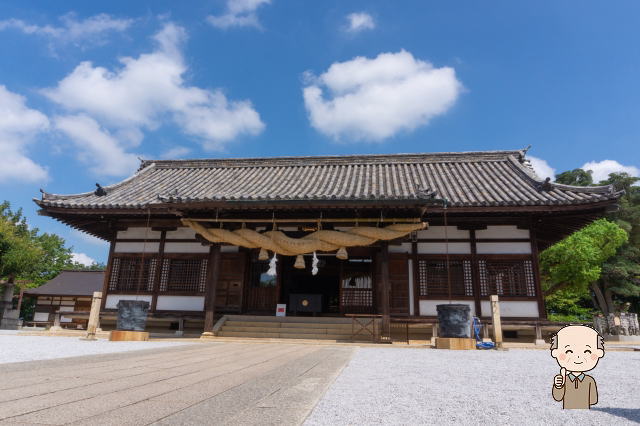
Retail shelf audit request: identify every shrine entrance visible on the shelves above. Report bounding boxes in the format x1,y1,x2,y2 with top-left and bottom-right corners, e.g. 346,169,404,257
278,254,376,316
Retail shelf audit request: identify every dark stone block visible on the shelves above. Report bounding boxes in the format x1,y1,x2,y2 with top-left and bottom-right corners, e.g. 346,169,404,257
116,300,149,331
437,304,471,338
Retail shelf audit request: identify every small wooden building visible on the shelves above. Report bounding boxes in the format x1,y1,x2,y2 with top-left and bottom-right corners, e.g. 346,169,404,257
23,270,104,328
34,149,621,336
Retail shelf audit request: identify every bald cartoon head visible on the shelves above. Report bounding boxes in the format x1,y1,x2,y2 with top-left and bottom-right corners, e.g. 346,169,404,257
550,325,605,373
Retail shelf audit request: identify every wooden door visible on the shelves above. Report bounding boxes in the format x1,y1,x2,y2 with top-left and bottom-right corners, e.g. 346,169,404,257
244,258,279,313
389,254,410,315
215,253,245,312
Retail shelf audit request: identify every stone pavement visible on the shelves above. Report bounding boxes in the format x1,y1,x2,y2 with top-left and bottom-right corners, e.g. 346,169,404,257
0,342,354,425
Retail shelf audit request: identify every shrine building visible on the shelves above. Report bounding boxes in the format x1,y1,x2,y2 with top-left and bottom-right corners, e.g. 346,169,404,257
34,149,621,339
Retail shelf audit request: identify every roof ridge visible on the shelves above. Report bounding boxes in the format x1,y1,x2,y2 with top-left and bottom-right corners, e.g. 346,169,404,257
37,163,157,201
511,155,618,195
141,149,526,169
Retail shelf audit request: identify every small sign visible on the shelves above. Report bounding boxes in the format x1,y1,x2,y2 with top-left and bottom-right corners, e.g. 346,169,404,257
276,304,287,317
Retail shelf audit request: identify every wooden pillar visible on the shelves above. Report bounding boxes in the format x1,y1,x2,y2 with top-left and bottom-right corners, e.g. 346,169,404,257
431,321,438,346
150,231,167,312
534,322,545,345
469,230,482,317
202,243,221,336
380,242,391,340
530,225,547,319
411,241,420,316
490,294,503,349
82,291,102,340
100,239,116,312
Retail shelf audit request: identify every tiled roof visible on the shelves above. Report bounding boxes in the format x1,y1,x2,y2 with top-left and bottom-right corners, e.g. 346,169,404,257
24,271,104,296
35,150,621,209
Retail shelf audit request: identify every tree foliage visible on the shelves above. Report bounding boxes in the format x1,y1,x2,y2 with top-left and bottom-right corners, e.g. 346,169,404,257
545,287,595,323
0,217,42,282
0,201,97,287
543,168,640,318
555,168,593,186
541,219,627,296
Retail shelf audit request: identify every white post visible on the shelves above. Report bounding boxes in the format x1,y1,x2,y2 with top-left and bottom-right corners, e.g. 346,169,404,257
50,312,62,331
490,295,503,349
82,292,102,341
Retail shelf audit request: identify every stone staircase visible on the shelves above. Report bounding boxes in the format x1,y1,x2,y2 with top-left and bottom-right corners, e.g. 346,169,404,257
216,315,377,342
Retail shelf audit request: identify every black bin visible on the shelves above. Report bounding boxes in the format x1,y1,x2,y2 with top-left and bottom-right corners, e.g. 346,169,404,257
436,304,471,338
116,300,149,331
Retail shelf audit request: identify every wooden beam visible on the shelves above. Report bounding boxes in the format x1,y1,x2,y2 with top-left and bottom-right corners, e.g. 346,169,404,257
185,217,424,224
202,244,221,336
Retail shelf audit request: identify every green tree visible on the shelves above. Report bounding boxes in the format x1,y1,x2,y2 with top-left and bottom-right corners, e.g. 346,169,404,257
22,233,75,288
595,245,640,314
555,169,593,186
0,210,42,285
1,200,93,288
71,262,106,271
544,287,594,323
541,219,628,315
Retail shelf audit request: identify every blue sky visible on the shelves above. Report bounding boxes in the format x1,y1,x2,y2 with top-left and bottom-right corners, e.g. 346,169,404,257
1,0,639,264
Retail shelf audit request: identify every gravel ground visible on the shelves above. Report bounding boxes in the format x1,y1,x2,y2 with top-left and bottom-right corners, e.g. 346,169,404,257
0,335,191,364
305,347,640,426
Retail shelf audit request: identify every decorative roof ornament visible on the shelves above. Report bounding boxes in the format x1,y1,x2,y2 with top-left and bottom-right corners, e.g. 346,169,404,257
94,184,107,197
158,189,180,202
416,187,438,199
536,177,553,192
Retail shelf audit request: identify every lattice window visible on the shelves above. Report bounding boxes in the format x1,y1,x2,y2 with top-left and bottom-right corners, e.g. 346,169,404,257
418,259,473,297
159,258,207,293
108,258,121,291
478,259,535,297
341,289,374,313
147,259,158,291
110,257,155,292
341,262,374,314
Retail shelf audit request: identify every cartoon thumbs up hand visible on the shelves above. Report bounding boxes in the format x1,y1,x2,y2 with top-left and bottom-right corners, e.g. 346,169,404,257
554,367,566,388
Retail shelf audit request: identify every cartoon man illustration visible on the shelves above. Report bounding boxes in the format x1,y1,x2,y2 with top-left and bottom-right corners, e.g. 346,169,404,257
550,325,605,409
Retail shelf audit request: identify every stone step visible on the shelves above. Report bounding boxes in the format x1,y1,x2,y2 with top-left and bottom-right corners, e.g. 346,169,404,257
221,326,354,335
217,331,374,341
224,321,353,330
224,315,354,324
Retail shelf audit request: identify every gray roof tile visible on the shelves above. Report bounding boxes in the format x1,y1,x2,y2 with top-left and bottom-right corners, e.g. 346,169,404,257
36,150,621,209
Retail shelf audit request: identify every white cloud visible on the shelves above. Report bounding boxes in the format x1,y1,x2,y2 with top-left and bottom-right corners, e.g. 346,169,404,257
0,85,49,183
581,160,640,183
527,156,556,181
346,12,375,32
55,114,140,177
161,146,191,159
0,13,133,47
72,252,96,266
303,50,462,141
43,22,264,174
207,0,271,29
